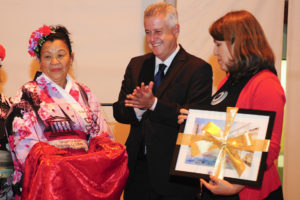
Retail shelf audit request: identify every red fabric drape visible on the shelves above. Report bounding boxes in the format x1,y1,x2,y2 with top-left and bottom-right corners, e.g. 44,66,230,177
22,136,128,200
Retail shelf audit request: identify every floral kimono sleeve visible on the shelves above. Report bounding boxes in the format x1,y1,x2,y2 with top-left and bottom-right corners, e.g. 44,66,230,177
9,104,44,166
80,84,113,140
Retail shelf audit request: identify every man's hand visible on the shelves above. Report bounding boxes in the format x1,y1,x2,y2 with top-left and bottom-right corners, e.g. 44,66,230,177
178,108,189,124
125,82,156,110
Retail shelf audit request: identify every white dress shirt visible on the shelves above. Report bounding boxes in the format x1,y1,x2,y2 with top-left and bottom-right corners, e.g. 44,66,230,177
134,45,180,121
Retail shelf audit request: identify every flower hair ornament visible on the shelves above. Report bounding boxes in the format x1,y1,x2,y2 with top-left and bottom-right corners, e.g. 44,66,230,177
28,25,55,59
0,44,5,66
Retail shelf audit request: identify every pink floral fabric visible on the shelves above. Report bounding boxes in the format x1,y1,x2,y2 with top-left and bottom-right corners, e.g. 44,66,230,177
6,72,112,198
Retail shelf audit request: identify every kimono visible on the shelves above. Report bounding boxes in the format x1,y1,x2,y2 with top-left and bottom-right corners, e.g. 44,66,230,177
0,95,13,200
6,72,128,200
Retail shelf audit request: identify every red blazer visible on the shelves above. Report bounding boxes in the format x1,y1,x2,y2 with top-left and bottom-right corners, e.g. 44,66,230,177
218,70,286,200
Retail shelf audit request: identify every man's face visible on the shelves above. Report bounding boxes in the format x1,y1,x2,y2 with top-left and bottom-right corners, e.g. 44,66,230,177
144,15,179,61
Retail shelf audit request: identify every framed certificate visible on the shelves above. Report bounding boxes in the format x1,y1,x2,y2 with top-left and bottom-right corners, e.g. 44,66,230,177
170,107,275,186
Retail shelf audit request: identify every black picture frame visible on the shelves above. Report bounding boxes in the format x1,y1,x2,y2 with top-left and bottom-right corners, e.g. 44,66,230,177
170,107,275,186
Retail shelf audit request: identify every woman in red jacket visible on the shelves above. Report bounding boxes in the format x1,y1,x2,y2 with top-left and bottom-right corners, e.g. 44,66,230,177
178,10,285,200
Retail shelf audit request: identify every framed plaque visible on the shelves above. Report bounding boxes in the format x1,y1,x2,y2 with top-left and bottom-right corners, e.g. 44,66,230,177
170,107,275,186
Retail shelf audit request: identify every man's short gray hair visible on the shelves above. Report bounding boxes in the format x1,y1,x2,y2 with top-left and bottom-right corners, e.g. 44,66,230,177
144,2,178,28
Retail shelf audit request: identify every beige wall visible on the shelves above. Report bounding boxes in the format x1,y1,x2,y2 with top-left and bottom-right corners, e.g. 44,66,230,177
0,0,144,104
177,0,285,92
0,0,284,104
283,0,300,199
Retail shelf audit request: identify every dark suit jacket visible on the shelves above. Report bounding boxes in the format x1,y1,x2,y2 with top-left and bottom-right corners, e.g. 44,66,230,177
113,46,212,196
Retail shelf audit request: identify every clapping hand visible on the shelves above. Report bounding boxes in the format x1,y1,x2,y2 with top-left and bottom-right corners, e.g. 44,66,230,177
125,82,155,110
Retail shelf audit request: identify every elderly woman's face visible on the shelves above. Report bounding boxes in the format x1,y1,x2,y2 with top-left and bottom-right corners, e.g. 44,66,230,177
213,40,233,72
40,40,73,88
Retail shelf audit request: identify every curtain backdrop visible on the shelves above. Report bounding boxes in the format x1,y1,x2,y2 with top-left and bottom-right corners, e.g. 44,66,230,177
284,0,300,199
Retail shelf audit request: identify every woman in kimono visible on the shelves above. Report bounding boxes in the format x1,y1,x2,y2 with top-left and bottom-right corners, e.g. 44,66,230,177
178,10,285,200
5,25,128,200
0,44,14,199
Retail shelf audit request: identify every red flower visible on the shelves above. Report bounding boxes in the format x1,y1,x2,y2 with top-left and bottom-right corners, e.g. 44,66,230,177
28,25,53,58
39,25,52,35
0,44,5,61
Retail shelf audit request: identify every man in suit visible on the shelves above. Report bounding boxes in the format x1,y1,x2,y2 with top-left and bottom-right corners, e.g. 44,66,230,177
113,2,212,200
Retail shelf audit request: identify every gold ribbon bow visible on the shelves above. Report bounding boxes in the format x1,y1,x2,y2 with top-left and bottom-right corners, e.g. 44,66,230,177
176,107,270,179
